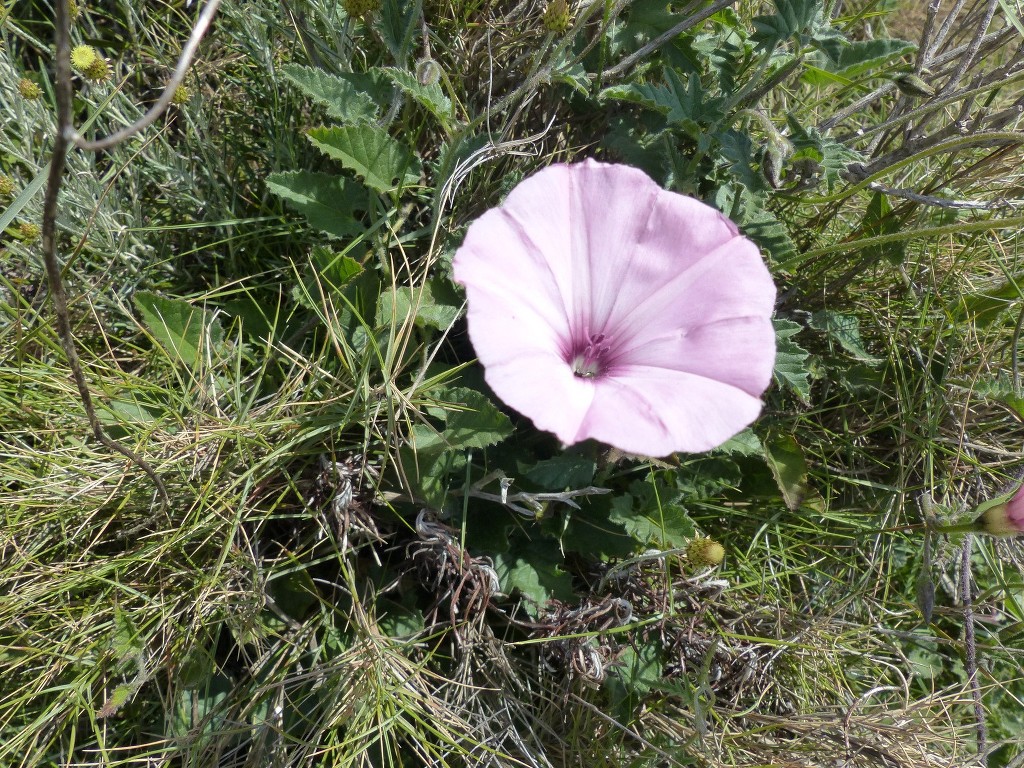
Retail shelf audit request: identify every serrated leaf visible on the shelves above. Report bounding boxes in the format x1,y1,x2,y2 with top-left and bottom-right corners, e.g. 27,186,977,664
311,246,363,289
134,291,225,369
713,429,763,457
281,64,380,122
737,199,799,264
377,66,454,126
719,129,769,194
608,642,663,721
375,279,461,330
773,317,812,402
112,605,143,660
97,683,135,719
608,490,695,549
436,386,513,450
601,67,722,136
958,273,1024,328
266,171,367,239
751,0,820,50
831,38,916,78
970,375,1024,419
308,125,422,194
764,432,807,510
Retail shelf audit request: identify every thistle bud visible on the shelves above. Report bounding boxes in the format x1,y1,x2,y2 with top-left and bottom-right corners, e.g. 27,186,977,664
0,174,15,197
686,537,725,568
541,0,571,33
343,0,380,18
17,221,41,243
18,78,42,100
171,85,190,105
82,56,111,83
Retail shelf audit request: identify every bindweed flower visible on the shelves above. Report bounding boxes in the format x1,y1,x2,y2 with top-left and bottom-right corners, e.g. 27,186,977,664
453,159,777,457
976,483,1024,536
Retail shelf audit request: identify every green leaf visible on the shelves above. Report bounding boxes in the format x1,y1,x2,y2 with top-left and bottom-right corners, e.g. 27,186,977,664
377,66,454,127
608,485,695,549
751,0,820,50
601,67,723,137
267,560,318,622
281,64,380,123
436,386,513,450
970,375,1024,419
773,317,812,402
831,38,916,79
308,125,422,194
860,191,905,265
494,539,574,612
808,310,880,363
958,273,1024,328
134,291,225,369
713,429,763,457
522,455,597,490
310,246,363,289
764,432,807,510
266,171,367,239
719,129,769,195
375,279,461,330
607,642,663,721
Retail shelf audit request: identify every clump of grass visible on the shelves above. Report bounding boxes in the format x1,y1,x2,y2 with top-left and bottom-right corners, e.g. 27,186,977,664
3,0,1024,765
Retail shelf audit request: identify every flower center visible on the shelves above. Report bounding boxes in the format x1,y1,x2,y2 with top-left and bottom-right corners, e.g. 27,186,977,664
571,333,610,378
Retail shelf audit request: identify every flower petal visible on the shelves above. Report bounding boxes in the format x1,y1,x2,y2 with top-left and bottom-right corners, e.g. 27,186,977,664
578,369,765,455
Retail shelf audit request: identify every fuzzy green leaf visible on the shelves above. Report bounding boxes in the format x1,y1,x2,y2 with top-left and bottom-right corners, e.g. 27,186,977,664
377,66,454,126
281,64,380,122
608,488,695,549
376,279,461,330
307,125,422,194
809,310,880,363
494,540,574,613
764,432,807,510
523,455,597,490
266,171,366,239
773,317,812,402
436,387,514,450
134,291,225,369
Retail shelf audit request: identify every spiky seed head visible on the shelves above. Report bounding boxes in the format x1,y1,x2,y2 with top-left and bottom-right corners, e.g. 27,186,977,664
171,85,190,105
343,0,380,18
541,0,571,33
70,44,98,72
0,174,14,197
686,537,725,568
17,221,41,243
68,0,82,21
82,56,111,83
18,78,42,100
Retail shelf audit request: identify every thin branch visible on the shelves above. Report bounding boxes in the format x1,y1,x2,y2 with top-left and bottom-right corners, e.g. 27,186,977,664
39,0,223,510
960,536,988,760
72,0,224,152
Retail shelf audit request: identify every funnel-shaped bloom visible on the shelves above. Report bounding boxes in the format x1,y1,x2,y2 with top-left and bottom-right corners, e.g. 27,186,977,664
452,159,777,457
978,483,1024,536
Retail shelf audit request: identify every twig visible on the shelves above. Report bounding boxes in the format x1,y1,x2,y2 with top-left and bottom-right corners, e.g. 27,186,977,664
960,535,987,760
72,0,224,152
40,1,223,510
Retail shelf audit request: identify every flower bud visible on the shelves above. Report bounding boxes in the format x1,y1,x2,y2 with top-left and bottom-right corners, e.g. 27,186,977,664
343,0,380,18
71,44,98,73
171,85,190,105
18,78,42,100
541,0,571,33
686,537,725,568
0,174,15,197
976,484,1024,536
82,56,111,83
17,221,41,243
893,73,935,99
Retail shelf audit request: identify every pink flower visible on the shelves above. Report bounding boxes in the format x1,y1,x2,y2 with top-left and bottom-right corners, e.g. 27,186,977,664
452,159,777,457
979,483,1024,535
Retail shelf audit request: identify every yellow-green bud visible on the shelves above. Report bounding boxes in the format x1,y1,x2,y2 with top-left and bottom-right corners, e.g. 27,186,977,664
69,0,82,21
541,0,571,33
343,0,380,17
171,85,190,104
0,174,14,197
82,56,111,83
18,78,42,100
70,44,98,72
17,221,41,243
686,537,725,568
893,73,935,99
